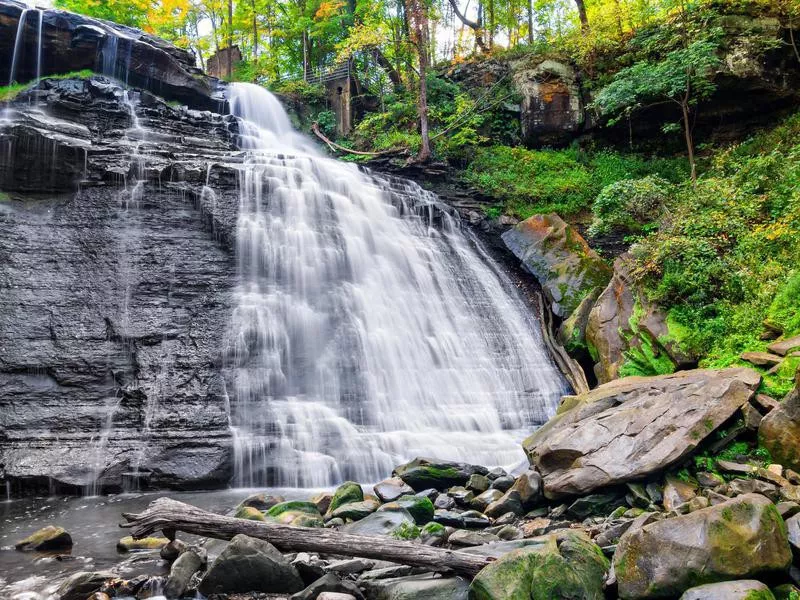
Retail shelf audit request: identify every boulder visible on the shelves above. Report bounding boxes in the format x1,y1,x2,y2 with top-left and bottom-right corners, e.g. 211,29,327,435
327,498,380,522
312,492,333,514
449,530,500,546
163,547,205,598
469,530,609,600
55,572,114,600
327,481,364,516
472,489,503,512
467,474,491,493
501,213,611,319
614,494,791,599
198,534,304,595
267,501,321,518
678,580,775,600
760,374,800,472
160,538,188,562
525,368,761,498
235,505,266,520
586,254,695,383
394,458,488,491
768,335,800,357
240,492,285,511
15,525,73,551
116,536,168,552
377,495,434,525
374,477,414,502
485,489,524,519
341,507,415,537
360,573,469,600
663,476,698,512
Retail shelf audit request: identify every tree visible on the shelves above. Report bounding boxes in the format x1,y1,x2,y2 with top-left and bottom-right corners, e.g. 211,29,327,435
593,18,722,184
405,0,432,161
574,0,588,30
447,0,488,52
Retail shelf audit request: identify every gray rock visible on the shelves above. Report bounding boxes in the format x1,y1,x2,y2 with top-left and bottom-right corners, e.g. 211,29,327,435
679,580,775,600
490,475,515,492
163,548,205,598
317,593,358,600
373,477,414,503
525,368,761,498
446,486,475,506
568,493,623,519
663,475,698,511
433,509,465,528
434,493,456,510
292,552,327,584
360,574,469,600
55,572,114,600
787,512,800,555
614,494,791,599
393,457,488,491
341,508,415,537
198,534,304,595
290,573,365,600
466,474,490,493
15,526,73,551
160,539,188,562
326,557,375,575
471,489,503,512
501,213,611,318
448,529,500,547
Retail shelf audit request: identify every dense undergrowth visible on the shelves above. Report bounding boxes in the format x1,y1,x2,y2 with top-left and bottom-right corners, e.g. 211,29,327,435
631,112,800,397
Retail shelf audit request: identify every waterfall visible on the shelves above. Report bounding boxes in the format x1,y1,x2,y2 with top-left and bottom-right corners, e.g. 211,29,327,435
35,9,43,82
224,82,568,487
8,8,30,86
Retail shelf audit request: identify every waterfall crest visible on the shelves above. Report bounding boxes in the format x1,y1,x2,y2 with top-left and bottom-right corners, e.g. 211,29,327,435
225,82,567,487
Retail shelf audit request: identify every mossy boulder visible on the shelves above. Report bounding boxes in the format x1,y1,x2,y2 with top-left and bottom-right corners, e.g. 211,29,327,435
341,507,415,536
469,530,609,600
501,213,612,319
327,498,380,522
15,525,73,552
326,481,364,516
288,514,324,528
378,495,434,525
394,457,488,491
678,580,775,600
586,254,696,384
116,536,169,552
614,493,791,599
235,506,267,521
266,501,320,518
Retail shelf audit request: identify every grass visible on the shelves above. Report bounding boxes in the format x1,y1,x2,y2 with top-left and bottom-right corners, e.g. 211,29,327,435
463,145,688,218
0,70,95,102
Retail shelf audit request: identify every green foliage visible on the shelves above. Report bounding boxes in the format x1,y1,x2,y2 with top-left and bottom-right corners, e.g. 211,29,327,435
391,522,421,540
463,145,686,218
588,175,672,237
631,111,800,396
315,109,337,137
271,80,325,104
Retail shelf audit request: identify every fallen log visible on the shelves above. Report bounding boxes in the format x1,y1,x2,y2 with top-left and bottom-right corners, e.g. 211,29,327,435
121,497,493,577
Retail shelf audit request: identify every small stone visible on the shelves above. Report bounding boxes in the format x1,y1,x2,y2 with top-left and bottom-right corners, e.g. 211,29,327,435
485,489,523,518
782,485,800,503
662,475,697,512
549,504,568,519
778,501,800,519
752,393,780,413
788,470,800,485
490,475,514,492
325,558,375,575
290,573,365,600
311,492,333,514
116,536,168,552
625,483,650,508
607,506,627,520
645,482,663,504
741,402,763,430
496,525,522,540
487,467,507,480
420,521,446,546
316,593,357,600
696,472,725,488
492,511,517,526
414,488,439,502
567,493,622,519
373,477,414,503
325,517,345,527
466,474,490,493
292,552,326,584
160,538,188,562
521,517,553,538
434,493,455,510
623,508,646,518
433,509,464,528
470,488,502,512
702,489,731,506
447,486,475,506
729,477,778,500
740,351,783,366
164,547,205,598
449,529,500,546
15,526,73,552
687,496,709,512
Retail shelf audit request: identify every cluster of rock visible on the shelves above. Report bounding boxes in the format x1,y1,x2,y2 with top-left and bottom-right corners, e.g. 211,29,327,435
22,363,800,599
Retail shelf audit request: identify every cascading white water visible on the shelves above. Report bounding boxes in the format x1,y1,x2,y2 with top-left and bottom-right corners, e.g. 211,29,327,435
225,82,568,487
8,8,30,86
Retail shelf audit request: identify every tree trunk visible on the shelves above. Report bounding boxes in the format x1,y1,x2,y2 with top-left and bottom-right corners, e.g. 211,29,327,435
527,0,534,44
302,30,311,80
121,498,492,577
252,0,258,63
372,48,402,89
488,0,494,48
574,0,589,30
448,0,487,52
227,0,234,78
405,0,432,161
681,99,697,185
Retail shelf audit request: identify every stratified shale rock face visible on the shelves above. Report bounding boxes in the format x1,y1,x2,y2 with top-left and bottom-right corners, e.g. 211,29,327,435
0,77,240,492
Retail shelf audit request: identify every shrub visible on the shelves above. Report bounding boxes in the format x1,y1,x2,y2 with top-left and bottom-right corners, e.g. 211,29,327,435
588,176,671,237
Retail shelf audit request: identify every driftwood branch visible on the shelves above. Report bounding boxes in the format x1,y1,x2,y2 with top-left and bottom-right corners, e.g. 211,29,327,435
311,123,407,156
121,497,493,577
